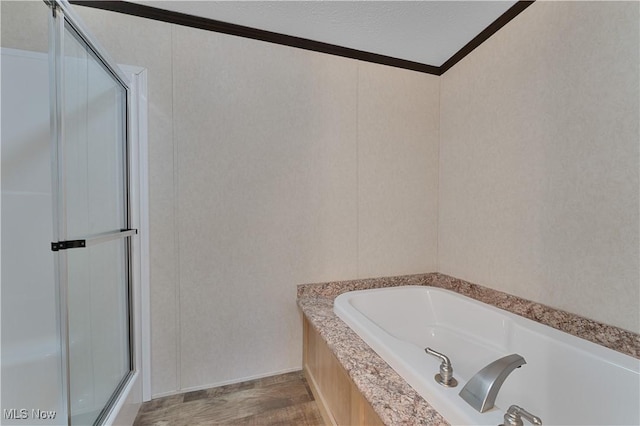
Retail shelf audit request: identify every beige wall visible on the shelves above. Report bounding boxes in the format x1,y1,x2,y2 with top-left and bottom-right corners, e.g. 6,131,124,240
69,5,439,396
0,1,49,53
439,1,639,333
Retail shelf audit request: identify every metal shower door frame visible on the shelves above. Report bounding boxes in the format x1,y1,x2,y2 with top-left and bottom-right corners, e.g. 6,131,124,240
47,0,138,423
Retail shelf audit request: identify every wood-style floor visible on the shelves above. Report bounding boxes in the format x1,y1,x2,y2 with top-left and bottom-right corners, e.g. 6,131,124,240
133,371,324,426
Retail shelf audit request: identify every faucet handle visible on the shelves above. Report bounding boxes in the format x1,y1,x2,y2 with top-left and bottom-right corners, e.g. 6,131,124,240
500,405,542,426
425,347,458,387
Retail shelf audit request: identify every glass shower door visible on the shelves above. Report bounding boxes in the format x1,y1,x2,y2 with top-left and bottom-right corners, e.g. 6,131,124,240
50,4,134,425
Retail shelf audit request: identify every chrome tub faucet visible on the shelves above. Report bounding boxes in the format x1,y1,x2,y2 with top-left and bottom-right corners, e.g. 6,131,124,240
500,404,542,426
458,354,526,413
425,347,458,387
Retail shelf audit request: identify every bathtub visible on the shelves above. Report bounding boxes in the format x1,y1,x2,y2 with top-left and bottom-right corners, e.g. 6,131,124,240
334,286,640,426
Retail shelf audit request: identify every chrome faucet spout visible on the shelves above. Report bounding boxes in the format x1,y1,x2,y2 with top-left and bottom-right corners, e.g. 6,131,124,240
458,354,526,413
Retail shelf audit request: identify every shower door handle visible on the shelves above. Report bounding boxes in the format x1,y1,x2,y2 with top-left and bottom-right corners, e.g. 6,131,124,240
51,228,137,251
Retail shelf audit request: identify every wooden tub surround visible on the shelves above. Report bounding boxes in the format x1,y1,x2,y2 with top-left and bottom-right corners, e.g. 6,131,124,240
303,316,384,426
297,273,640,426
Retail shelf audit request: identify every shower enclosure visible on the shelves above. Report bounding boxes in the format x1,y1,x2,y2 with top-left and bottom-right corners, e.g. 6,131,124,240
1,0,148,424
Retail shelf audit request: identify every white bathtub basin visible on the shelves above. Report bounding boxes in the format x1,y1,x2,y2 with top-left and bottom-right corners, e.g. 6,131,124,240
334,286,640,426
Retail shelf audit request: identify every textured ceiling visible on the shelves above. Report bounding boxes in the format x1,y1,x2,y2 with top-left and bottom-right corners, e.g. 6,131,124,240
133,1,518,66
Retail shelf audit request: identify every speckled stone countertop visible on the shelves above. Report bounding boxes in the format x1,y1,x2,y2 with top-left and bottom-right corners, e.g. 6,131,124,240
296,273,640,426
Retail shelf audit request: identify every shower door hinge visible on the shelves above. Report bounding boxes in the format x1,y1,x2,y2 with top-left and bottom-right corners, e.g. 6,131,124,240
51,240,86,252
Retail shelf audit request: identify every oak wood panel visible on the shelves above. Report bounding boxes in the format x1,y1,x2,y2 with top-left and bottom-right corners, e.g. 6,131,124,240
303,316,385,426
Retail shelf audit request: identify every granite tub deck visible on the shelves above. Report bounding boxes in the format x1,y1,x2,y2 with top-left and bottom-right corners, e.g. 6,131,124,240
296,273,640,426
